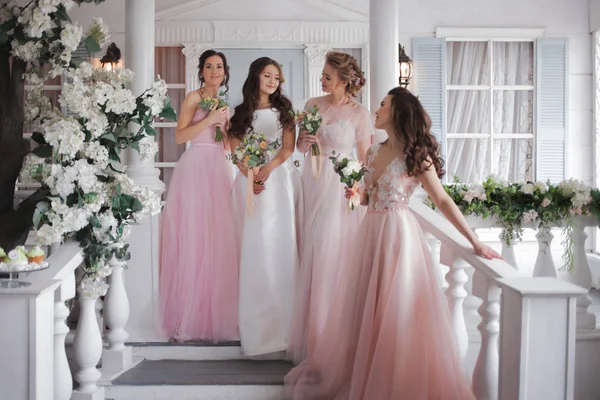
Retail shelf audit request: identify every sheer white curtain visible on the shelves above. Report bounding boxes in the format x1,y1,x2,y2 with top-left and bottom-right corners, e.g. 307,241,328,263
446,41,533,183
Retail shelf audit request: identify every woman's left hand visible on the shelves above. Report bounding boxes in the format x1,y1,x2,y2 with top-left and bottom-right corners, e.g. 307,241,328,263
255,166,273,183
472,240,503,260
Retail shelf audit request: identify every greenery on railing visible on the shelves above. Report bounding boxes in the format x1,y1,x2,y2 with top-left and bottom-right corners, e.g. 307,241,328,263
427,175,599,271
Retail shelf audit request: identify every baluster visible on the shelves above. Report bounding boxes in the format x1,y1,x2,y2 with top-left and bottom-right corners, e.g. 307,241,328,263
102,256,133,373
472,271,501,400
425,232,446,288
532,225,557,277
569,218,596,330
72,295,105,400
54,298,73,400
499,230,518,269
441,244,469,359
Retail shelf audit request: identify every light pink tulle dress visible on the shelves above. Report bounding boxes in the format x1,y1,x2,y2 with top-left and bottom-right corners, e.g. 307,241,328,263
288,96,373,363
159,109,239,342
284,142,475,400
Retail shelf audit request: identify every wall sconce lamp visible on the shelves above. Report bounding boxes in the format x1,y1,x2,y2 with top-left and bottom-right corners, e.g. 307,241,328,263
100,42,122,72
398,44,413,87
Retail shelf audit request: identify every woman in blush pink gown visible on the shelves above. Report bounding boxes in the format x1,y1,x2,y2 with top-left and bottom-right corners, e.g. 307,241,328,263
284,87,502,400
159,50,239,342
288,51,373,363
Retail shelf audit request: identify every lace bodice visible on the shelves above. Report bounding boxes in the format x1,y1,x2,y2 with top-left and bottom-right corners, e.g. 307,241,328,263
364,143,420,212
305,96,374,156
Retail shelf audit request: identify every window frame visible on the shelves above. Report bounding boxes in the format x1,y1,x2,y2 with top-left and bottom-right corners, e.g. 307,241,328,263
435,28,544,184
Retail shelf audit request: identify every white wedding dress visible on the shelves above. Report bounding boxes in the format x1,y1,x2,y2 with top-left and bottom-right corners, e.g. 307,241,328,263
231,108,302,356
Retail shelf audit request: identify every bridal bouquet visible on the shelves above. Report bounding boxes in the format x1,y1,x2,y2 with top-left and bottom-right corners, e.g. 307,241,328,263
199,91,228,142
330,152,367,210
229,131,281,214
294,104,323,178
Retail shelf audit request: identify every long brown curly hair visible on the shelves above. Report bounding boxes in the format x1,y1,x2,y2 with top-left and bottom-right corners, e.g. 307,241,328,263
388,86,445,178
229,57,294,140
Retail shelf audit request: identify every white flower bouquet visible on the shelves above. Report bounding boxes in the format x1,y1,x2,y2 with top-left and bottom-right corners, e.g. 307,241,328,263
329,152,367,210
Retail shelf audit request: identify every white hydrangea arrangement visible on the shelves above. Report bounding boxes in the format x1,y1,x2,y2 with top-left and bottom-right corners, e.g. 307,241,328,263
430,174,600,271
4,0,177,297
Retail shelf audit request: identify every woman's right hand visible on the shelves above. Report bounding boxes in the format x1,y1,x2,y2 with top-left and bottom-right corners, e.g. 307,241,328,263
208,103,229,126
298,132,320,152
344,184,359,199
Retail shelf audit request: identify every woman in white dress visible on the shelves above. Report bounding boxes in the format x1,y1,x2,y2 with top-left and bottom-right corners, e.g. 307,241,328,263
229,57,302,356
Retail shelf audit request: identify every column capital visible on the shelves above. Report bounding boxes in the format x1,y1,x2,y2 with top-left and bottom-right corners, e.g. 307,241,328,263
182,43,215,68
304,44,332,67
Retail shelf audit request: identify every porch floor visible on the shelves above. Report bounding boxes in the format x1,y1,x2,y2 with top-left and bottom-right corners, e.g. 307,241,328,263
112,359,293,386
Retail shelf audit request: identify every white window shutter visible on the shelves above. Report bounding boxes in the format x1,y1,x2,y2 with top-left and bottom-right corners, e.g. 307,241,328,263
412,38,446,160
536,38,568,182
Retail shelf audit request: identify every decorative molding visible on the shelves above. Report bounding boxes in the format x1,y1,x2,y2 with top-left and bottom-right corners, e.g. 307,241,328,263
435,27,546,40
156,22,214,45
156,0,223,20
182,42,214,67
155,21,368,46
304,44,332,67
182,43,214,93
213,21,302,43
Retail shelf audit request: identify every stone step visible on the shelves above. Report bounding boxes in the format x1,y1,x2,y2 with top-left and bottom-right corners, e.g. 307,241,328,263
130,341,287,361
105,359,293,400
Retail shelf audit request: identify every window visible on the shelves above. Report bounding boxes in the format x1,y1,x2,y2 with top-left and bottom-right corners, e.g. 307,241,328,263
445,40,534,183
154,46,186,201
413,32,567,185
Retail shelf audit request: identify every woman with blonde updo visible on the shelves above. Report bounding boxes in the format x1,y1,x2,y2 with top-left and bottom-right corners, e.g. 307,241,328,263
288,51,375,363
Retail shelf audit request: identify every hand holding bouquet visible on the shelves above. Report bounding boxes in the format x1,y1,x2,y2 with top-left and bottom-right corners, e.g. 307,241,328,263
199,91,229,142
330,152,367,210
229,131,281,214
294,104,323,178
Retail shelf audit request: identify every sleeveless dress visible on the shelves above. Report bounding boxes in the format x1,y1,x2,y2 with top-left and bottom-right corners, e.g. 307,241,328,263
231,108,303,356
284,143,475,400
159,109,239,342
288,97,374,362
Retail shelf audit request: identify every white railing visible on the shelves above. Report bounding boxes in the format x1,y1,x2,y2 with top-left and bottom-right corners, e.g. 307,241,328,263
464,214,598,331
0,240,133,400
410,199,586,400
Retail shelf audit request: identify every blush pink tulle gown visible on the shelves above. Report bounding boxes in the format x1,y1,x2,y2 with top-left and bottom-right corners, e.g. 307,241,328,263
284,143,475,400
288,96,374,363
159,109,239,342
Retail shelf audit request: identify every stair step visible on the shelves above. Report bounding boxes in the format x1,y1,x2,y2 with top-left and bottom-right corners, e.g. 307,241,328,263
131,342,287,361
105,359,293,400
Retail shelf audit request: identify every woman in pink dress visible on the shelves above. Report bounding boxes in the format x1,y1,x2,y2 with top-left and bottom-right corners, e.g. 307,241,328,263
288,51,373,363
159,50,239,342
284,87,502,399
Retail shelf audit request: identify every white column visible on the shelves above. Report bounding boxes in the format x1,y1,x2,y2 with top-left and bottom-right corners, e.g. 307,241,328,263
101,256,132,374
123,0,166,342
304,45,332,99
369,0,399,109
125,0,164,193
497,277,585,400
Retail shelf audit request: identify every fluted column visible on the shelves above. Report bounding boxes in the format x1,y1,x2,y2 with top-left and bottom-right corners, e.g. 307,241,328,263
369,0,399,108
304,45,332,99
125,0,164,193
